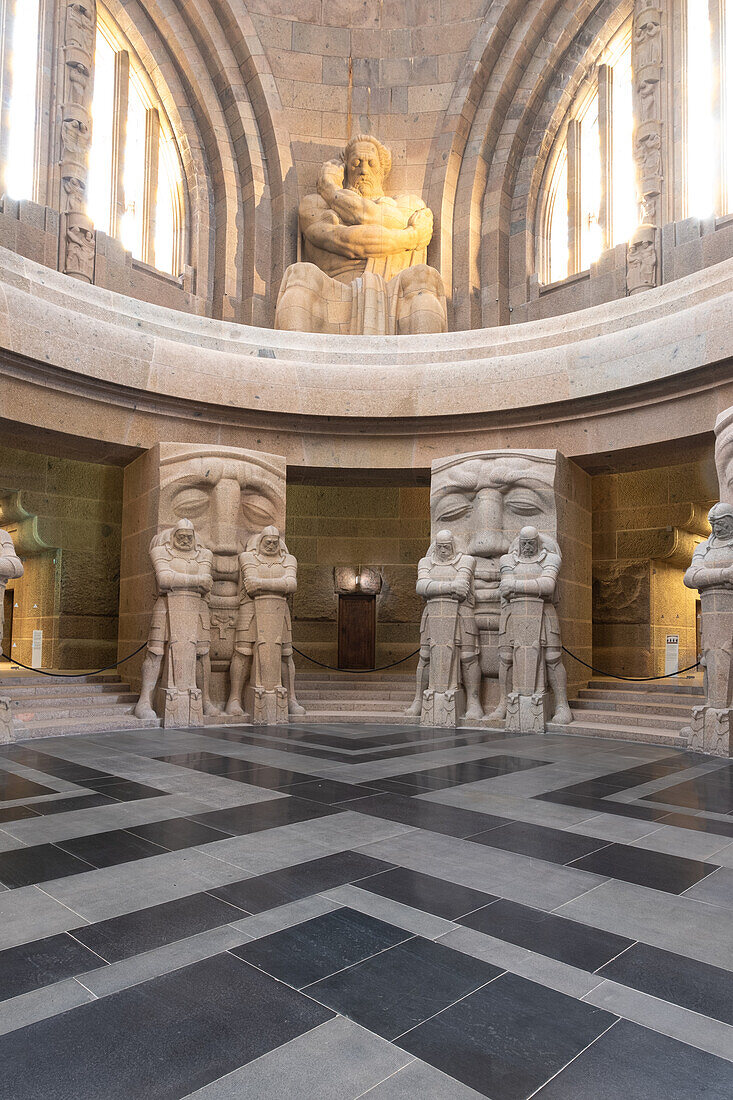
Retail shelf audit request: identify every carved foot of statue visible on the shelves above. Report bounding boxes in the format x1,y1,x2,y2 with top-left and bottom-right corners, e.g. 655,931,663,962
203,701,221,717
551,704,573,725
487,703,507,722
224,699,245,717
404,700,422,716
288,701,306,717
464,701,485,721
134,701,157,721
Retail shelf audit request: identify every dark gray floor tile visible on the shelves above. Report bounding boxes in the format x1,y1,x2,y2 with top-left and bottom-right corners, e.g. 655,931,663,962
71,892,248,963
358,866,496,920
57,829,169,869
0,770,55,801
569,842,718,894
191,796,338,836
459,898,633,971
597,941,733,1025
0,843,95,888
305,935,502,1039
0,953,333,1100
231,906,411,988
281,779,380,804
27,793,119,815
533,1018,733,1099
346,792,512,837
86,779,169,801
125,817,230,851
467,820,610,864
396,971,616,1098
0,805,40,823
0,932,106,1000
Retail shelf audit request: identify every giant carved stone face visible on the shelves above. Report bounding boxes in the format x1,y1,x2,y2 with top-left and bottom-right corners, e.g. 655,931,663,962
345,140,385,198
430,451,558,561
159,445,286,560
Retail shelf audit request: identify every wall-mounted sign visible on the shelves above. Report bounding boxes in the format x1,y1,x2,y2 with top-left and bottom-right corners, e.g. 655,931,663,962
31,629,43,669
664,634,679,676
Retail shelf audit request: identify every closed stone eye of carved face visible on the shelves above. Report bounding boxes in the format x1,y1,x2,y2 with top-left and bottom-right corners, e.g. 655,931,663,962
261,536,280,555
712,516,733,540
346,143,383,196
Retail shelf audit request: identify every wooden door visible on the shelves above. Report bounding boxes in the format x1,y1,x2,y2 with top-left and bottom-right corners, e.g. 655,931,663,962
338,594,376,669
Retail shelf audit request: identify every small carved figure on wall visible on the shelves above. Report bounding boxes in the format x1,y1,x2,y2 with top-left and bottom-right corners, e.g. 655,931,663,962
637,73,661,124
626,223,658,295
634,6,662,70
64,212,95,282
225,526,304,724
491,526,572,731
66,1,95,58
134,520,217,727
407,529,484,725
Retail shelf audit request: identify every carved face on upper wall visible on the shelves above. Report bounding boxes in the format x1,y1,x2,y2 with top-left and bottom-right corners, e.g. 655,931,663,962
158,445,286,561
342,136,389,199
430,451,558,561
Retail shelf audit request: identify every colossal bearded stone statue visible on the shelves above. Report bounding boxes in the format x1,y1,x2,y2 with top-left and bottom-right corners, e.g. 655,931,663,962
494,526,572,732
134,519,216,727
0,529,23,741
275,134,447,336
407,529,484,726
226,526,304,725
682,502,733,756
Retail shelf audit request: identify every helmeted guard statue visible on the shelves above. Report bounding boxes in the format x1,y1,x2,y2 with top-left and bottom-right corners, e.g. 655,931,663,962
407,529,484,726
682,502,733,755
491,525,572,732
134,519,216,727
0,528,23,740
225,526,304,725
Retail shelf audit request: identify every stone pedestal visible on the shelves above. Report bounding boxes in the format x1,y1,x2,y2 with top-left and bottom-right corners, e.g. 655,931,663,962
683,706,733,757
0,698,12,743
506,692,548,734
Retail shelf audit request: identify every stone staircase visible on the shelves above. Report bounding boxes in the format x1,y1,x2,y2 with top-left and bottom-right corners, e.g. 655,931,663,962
294,669,417,724
548,676,705,747
0,672,161,741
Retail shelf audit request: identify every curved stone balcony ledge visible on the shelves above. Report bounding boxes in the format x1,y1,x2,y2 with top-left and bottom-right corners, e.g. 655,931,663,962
0,245,732,468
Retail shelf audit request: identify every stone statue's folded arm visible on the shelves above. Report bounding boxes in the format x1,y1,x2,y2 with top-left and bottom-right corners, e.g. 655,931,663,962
0,554,23,580
300,194,421,259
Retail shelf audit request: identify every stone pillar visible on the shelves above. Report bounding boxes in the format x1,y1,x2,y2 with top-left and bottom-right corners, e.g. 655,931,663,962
427,449,592,724
628,1,665,294
118,443,287,711
59,1,96,282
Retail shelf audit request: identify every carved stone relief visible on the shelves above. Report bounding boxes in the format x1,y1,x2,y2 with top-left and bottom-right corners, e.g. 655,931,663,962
407,530,483,727
632,2,664,232
275,133,447,335
626,223,658,295
0,528,24,741
682,502,733,756
60,2,96,282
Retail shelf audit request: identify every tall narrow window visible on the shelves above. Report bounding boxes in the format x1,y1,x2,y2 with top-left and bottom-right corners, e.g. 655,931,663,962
725,0,733,213
87,8,184,274
547,148,569,283
687,0,715,216
5,0,40,200
579,93,602,268
611,41,636,244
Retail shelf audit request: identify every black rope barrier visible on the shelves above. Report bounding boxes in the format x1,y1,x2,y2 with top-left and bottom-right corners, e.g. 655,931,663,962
562,646,701,682
292,645,420,673
0,643,148,679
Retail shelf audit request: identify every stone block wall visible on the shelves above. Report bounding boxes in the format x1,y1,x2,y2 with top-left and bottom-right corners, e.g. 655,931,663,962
0,444,122,669
592,458,717,677
286,484,430,670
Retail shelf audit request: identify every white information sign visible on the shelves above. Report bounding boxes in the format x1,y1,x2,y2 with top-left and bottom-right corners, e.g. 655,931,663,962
31,629,43,669
664,634,679,676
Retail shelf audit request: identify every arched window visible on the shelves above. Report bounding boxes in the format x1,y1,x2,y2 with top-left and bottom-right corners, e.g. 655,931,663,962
87,7,185,275
541,24,636,283
3,0,41,200
686,0,733,217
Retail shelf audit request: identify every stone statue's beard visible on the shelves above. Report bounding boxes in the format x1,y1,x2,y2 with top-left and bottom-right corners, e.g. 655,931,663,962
349,177,381,197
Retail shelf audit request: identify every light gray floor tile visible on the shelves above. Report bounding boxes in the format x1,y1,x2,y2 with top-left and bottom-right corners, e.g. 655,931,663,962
421,786,599,828
0,794,220,844
183,1017,413,1100
299,812,418,849
77,925,252,998
230,894,341,939
320,885,459,940
584,979,733,1062
564,814,668,843
0,977,95,1037
0,884,88,950
682,867,733,909
631,826,733,861
357,1057,486,1099
0,828,27,852
191,828,340,875
556,879,733,970
358,829,608,911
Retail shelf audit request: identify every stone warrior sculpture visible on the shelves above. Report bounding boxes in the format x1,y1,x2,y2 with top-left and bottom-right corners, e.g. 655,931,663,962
682,502,733,756
406,530,484,726
225,526,305,725
491,526,572,731
0,529,23,741
275,133,447,336
134,519,216,727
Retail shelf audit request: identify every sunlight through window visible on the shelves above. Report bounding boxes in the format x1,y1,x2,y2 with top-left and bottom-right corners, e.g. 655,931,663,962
548,149,569,283
5,0,40,200
687,0,715,217
725,0,733,213
611,42,637,243
580,94,603,269
87,29,116,234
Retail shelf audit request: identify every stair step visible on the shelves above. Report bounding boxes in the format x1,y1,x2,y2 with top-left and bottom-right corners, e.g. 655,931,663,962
3,683,131,700
10,693,137,711
569,707,687,731
301,700,412,713
587,678,703,696
297,711,415,725
572,698,692,719
7,713,162,741
0,673,122,687
11,700,139,722
548,719,686,748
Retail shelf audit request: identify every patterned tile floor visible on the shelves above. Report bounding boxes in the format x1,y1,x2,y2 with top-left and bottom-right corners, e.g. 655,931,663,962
1,721,732,1099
